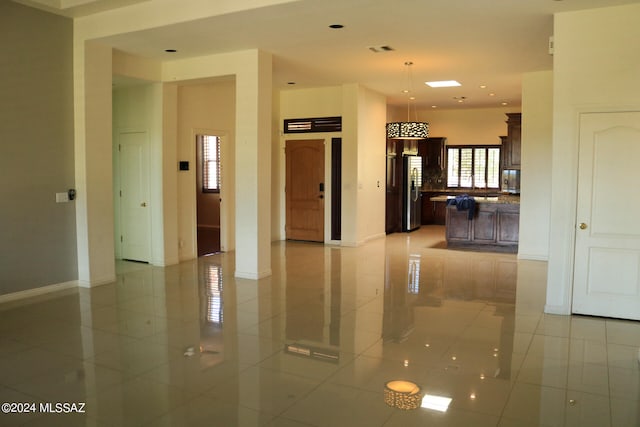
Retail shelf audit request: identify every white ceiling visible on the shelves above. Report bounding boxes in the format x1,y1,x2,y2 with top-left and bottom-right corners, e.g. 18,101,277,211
15,0,640,109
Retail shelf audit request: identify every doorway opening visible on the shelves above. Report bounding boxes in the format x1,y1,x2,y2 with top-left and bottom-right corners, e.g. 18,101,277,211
196,133,222,256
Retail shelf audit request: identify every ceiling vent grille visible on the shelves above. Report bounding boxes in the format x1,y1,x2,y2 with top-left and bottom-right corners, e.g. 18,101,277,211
284,116,342,133
368,45,395,53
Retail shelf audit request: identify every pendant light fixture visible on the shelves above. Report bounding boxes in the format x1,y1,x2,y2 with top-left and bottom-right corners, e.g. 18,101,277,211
386,61,429,140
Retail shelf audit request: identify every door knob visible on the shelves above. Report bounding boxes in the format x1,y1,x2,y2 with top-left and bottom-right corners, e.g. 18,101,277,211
141,202,147,207
579,222,587,230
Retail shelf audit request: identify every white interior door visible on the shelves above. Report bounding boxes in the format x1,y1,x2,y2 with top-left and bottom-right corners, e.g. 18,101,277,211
573,111,640,320
119,131,151,262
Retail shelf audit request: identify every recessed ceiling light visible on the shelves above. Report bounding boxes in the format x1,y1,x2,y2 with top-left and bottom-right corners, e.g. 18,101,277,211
164,49,177,53
329,24,344,29
479,85,487,89
489,93,496,97
501,101,509,106
426,80,461,88
431,105,437,109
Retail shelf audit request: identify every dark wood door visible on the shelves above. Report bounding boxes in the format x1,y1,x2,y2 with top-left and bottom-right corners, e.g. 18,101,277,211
286,139,325,242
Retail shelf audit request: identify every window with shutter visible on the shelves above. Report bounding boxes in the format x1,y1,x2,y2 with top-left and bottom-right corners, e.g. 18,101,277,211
446,146,500,189
201,135,221,193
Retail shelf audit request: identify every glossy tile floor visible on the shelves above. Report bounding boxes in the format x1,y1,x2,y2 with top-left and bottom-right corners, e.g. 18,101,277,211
1,226,640,426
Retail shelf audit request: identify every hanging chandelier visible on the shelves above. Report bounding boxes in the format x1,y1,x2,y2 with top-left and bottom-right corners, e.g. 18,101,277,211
386,61,429,140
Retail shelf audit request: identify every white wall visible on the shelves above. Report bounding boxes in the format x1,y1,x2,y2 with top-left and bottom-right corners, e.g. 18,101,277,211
278,86,343,242
176,79,236,260
355,86,387,242
75,2,276,281
278,84,386,246
546,3,640,314
113,82,171,265
75,41,116,287
519,71,553,261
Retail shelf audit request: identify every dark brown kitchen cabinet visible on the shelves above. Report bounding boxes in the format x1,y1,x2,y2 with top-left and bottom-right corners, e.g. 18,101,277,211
445,202,519,252
418,137,447,171
502,113,521,169
421,192,447,225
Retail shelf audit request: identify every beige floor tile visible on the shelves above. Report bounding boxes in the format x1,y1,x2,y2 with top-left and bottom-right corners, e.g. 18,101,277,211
148,396,274,427
564,391,611,427
384,405,499,427
606,319,640,346
1,228,639,426
517,352,569,388
280,383,394,427
502,382,566,427
203,365,322,416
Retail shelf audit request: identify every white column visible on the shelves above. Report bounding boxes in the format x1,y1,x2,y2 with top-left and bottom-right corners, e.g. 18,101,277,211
74,40,116,287
234,50,273,279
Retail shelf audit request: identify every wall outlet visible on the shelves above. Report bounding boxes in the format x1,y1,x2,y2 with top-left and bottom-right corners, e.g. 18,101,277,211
56,192,69,203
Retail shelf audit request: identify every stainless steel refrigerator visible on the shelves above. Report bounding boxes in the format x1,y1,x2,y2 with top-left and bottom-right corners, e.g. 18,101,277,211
402,156,422,232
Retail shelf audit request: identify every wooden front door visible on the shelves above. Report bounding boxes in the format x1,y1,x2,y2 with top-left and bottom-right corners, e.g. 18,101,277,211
572,111,640,320
286,139,325,242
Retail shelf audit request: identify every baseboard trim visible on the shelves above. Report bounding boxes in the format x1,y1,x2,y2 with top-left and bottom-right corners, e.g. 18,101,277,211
77,275,116,288
544,304,571,315
0,280,79,304
517,253,549,261
234,269,272,280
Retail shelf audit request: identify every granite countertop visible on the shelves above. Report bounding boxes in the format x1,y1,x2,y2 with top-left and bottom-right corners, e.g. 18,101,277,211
429,194,520,205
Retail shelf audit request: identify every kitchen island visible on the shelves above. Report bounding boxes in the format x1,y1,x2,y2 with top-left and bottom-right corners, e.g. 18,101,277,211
431,195,520,252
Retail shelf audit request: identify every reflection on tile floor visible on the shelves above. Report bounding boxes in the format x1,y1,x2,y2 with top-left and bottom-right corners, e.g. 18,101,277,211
1,226,639,426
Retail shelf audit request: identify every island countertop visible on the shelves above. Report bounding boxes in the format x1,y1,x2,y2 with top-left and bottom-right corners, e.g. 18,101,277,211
429,194,520,205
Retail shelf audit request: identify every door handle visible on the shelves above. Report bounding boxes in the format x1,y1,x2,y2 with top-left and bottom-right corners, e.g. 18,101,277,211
579,222,587,230
141,202,147,207
319,182,325,192
319,194,324,199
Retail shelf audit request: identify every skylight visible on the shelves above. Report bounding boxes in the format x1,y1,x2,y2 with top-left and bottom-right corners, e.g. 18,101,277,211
426,80,461,88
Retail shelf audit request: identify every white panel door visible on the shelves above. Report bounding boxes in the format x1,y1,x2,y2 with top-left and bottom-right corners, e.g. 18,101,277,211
573,111,640,320
119,131,151,263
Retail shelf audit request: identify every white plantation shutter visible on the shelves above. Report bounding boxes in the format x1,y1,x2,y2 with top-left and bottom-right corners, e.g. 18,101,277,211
446,146,501,189
202,135,220,192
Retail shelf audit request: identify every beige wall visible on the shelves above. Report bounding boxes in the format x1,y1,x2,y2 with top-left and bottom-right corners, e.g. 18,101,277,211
547,3,640,314
0,2,77,295
390,106,520,146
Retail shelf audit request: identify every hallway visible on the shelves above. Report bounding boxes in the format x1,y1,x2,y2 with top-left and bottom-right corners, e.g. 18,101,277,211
0,227,638,426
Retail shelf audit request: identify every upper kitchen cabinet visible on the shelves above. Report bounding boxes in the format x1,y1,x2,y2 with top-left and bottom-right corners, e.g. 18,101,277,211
418,137,447,170
502,113,521,169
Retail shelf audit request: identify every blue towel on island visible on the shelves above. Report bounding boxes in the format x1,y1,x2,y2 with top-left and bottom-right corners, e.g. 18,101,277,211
447,195,476,220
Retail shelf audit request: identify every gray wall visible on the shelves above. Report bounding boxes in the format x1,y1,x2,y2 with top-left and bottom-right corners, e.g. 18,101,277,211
0,2,77,294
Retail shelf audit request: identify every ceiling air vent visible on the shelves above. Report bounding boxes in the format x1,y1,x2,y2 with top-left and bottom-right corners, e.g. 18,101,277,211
284,116,342,133
369,45,395,53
